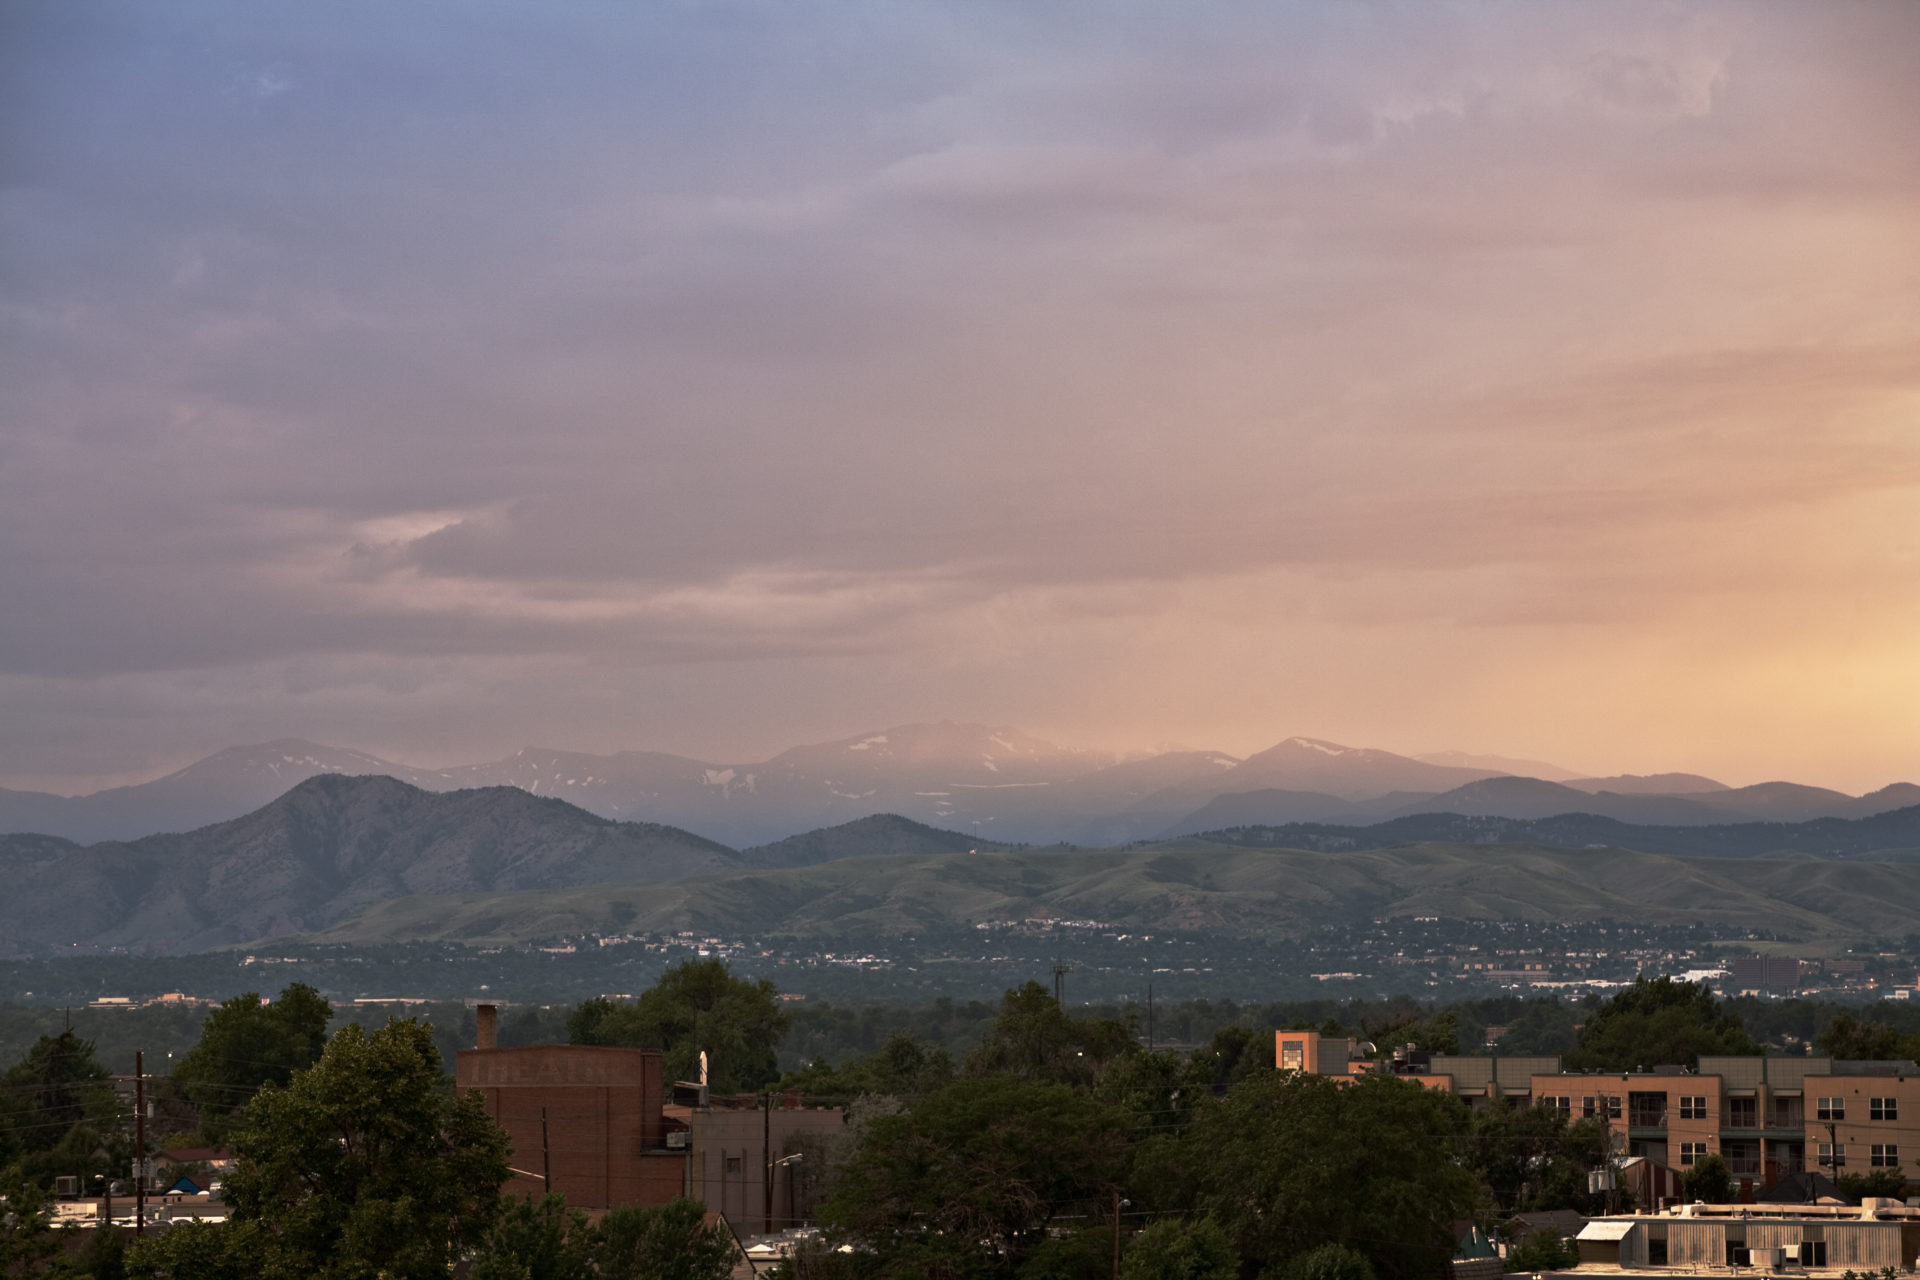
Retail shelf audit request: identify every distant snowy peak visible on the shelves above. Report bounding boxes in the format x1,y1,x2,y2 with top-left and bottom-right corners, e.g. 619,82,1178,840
1225,736,1508,800
764,722,1112,781
1283,737,1353,756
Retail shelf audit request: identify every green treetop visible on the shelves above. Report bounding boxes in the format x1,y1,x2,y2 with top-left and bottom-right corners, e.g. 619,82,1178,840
567,958,791,1092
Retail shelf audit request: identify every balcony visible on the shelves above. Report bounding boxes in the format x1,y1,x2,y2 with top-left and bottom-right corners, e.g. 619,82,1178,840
1628,1105,1668,1131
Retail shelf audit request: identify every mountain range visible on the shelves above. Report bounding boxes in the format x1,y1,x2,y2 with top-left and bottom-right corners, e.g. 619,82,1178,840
3,773,1920,957
3,725,1914,847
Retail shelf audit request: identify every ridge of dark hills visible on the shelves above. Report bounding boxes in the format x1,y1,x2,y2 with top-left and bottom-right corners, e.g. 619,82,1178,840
1187,803,1920,859
7,774,1920,958
0,774,737,956
739,813,1018,869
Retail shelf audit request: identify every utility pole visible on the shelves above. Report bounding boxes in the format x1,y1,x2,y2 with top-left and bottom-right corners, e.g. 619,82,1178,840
1052,961,1071,1006
1821,1120,1844,1196
1111,1188,1122,1279
134,1050,145,1237
763,1093,773,1236
1147,983,1154,1051
540,1107,552,1193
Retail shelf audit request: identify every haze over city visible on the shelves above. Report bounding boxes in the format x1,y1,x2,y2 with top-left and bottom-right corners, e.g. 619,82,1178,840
4,2,1916,797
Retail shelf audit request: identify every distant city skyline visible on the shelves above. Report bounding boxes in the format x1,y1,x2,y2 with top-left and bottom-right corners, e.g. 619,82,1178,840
4,2,1916,796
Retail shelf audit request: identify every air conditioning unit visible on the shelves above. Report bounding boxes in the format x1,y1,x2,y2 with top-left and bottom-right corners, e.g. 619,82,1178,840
53,1176,79,1198
665,1131,690,1149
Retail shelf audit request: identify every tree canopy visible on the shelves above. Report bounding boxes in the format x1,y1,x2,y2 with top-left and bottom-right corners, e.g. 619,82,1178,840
568,958,791,1092
0,1028,120,1196
171,982,333,1141
1566,977,1757,1070
129,1018,509,1280
822,1074,1130,1279
1145,1071,1483,1280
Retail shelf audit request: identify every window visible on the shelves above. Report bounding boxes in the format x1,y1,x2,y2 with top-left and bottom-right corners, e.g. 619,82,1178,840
724,1156,743,1175
1817,1097,1845,1121
1582,1096,1596,1118
1679,1141,1707,1167
1541,1095,1570,1115
1601,1096,1622,1120
1871,1097,1898,1122
1818,1142,1846,1165
1280,1041,1305,1071
1679,1096,1708,1120
1871,1145,1900,1168
1728,1098,1757,1128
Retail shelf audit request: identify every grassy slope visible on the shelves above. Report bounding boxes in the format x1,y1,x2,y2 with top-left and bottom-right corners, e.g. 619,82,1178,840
295,840,1920,948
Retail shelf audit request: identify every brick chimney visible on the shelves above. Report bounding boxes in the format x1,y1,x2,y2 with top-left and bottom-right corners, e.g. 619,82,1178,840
475,1003,498,1051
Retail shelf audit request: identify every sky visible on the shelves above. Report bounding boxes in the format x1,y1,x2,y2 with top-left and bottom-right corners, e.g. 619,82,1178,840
2,1,1917,795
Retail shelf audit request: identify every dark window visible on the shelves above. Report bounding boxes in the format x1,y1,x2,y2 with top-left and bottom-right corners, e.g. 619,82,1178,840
1871,1145,1899,1168
1871,1098,1897,1122
725,1156,743,1175
1817,1097,1845,1121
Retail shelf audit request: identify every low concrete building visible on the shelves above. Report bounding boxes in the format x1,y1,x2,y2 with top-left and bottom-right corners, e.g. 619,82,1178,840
1574,1202,1920,1270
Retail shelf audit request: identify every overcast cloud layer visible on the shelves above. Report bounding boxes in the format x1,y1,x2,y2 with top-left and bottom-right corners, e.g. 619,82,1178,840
3,1,1917,793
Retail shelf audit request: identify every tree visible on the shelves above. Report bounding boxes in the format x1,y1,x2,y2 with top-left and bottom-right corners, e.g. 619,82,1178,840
1818,1014,1916,1062
1502,1232,1578,1273
964,982,1138,1087
1277,1244,1377,1280
1681,1153,1734,1205
1121,1218,1239,1280
593,1198,738,1280
0,1181,74,1278
172,983,333,1141
777,1032,956,1100
467,1195,734,1280
471,1195,594,1280
0,1028,121,1193
1155,1072,1481,1280
128,1018,510,1280
821,1075,1130,1278
1466,1100,1606,1214
1566,978,1757,1071
1836,1170,1909,1202
568,960,791,1092
1182,1025,1272,1096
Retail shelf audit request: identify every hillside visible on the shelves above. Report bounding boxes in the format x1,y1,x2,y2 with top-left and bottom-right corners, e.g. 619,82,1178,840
740,813,1017,868
1186,805,1920,859
300,838,1920,948
0,775,738,955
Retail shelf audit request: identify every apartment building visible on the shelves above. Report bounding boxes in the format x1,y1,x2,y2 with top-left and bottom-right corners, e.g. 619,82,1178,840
1274,1031,1920,1189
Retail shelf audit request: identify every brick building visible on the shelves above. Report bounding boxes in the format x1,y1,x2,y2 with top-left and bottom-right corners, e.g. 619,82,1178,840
455,1004,843,1226
455,1042,688,1210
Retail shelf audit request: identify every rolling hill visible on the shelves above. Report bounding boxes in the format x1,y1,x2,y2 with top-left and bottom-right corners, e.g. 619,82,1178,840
0,775,737,955
298,838,1920,949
